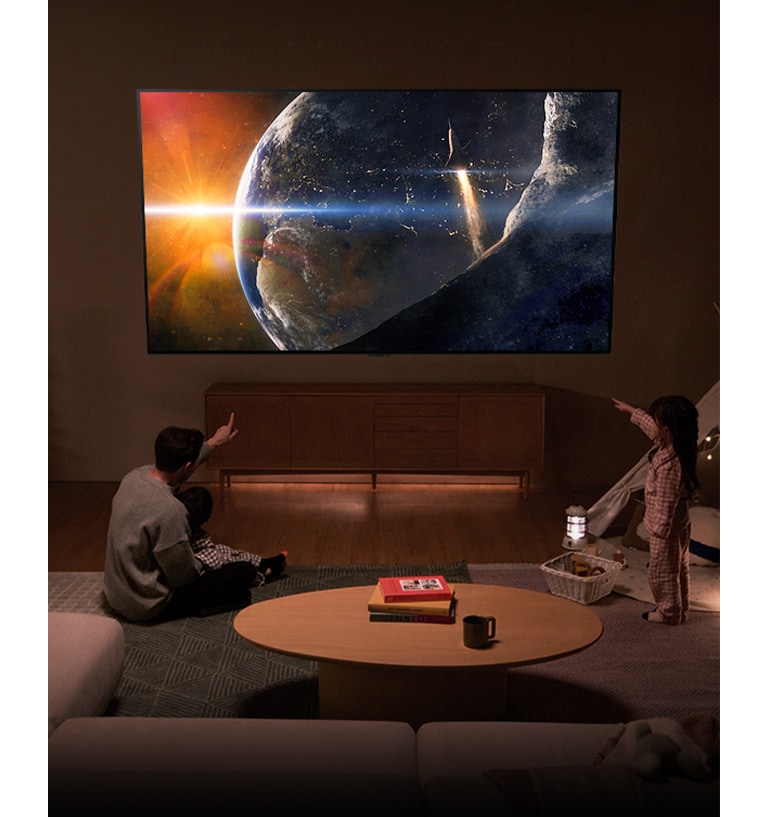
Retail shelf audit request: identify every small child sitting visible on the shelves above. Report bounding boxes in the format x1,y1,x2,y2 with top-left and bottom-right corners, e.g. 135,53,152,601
178,486,287,586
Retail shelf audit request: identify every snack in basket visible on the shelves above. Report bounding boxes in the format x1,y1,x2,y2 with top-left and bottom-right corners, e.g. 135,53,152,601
570,555,590,577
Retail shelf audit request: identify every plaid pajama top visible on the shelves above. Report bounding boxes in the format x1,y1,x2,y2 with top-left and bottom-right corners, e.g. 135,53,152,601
631,408,688,540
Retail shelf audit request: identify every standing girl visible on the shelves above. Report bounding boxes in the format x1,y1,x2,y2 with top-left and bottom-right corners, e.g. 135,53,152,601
613,396,700,625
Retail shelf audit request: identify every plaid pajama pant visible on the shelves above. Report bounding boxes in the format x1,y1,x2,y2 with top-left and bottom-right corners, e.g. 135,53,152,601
647,519,691,625
632,408,691,625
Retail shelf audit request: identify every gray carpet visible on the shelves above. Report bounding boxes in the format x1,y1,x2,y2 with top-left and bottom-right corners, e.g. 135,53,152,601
49,562,718,724
470,564,719,724
48,562,472,719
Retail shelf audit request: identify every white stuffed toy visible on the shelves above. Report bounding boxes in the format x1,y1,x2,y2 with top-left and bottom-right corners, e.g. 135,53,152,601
603,719,714,782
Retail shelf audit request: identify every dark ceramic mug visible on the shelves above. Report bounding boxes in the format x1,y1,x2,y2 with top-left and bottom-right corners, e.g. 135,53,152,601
462,614,496,648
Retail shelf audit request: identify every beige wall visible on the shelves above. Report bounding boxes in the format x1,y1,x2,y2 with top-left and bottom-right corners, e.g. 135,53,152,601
48,0,719,489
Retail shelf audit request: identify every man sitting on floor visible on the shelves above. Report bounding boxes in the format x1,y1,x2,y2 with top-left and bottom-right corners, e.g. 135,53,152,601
103,413,259,621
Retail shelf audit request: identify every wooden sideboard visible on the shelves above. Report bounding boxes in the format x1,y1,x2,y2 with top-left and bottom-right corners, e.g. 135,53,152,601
204,384,545,496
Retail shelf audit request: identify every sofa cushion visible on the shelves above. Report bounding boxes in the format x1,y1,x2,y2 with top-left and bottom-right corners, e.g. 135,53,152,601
48,612,124,736
485,764,644,816
48,717,421,816
416,721,618,784
49,770,423,817
48,716,417,775
421,773,514,814
481,764,719,817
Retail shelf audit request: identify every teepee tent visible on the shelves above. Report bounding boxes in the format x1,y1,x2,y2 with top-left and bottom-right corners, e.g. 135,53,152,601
587,381,720,537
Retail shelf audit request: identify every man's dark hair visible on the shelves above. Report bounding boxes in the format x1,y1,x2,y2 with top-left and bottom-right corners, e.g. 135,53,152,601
154,427,204,472
178,486,213,530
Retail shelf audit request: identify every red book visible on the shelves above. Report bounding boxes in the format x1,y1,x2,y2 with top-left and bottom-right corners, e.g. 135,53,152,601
377,575,453,603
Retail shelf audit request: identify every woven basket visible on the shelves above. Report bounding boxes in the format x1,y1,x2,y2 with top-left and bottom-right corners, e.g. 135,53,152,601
540,552,622,605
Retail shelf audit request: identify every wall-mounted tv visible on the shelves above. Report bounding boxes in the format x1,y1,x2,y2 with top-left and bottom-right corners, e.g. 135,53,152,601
138,90,620,353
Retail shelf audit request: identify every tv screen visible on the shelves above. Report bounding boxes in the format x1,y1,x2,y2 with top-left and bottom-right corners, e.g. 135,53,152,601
138,90,620,353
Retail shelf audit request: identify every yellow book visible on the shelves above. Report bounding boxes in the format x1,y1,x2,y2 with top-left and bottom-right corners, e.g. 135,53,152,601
367,582,455,616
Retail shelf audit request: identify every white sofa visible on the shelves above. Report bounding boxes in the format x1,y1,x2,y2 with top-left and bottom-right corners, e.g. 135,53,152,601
416,719,719,816
48,613,719,815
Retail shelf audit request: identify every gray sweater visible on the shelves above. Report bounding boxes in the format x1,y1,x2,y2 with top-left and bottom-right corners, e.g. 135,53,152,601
103,452,209,620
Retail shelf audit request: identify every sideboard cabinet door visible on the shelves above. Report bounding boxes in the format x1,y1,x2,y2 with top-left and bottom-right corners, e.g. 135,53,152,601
205,394,291,469
289,396,374,469
458,395,544,471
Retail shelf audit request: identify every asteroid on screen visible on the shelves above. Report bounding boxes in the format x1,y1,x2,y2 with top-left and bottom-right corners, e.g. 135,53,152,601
233,90,618,353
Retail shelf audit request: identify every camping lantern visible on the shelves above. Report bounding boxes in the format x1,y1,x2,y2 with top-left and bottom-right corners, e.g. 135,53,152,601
563,505,588,550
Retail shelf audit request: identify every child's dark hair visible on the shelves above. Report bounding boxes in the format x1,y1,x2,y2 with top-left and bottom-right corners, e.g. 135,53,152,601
648,395,701,498
178,486,213,530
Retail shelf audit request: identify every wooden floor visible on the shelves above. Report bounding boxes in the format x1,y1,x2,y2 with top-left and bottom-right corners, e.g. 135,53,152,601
48,479,612,571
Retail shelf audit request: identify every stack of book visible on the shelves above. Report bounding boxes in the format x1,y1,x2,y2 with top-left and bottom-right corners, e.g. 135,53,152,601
367,575,456,623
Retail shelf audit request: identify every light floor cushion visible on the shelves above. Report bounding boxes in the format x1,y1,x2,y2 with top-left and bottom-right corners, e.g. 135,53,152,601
48,612,124,736
622,499,650,552
622,503,720,567
688,506,720,566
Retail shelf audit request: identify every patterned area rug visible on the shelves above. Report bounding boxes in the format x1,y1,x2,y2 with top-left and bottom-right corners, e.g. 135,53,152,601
48,562,472,719
49,561,718,724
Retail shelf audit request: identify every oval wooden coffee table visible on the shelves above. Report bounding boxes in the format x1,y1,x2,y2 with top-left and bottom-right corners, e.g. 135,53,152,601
234,583,603,727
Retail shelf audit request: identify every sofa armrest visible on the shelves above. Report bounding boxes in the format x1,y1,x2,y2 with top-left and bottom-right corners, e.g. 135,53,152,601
48,612,124,736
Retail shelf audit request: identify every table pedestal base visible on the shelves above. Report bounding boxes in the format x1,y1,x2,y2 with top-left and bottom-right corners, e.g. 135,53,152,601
318,661,509,728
